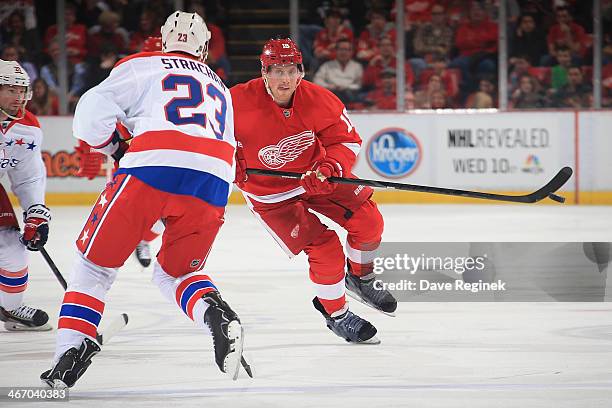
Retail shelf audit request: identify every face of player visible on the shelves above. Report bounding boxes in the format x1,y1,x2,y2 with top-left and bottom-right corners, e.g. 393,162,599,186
0,85,28,119
263,64,301,107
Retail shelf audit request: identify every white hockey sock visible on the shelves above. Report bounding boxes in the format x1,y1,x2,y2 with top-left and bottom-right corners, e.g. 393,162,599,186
54,254,116,362
0,266,28,311
152,262,216,329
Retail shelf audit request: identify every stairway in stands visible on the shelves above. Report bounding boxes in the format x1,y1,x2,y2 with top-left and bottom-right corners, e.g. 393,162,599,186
226,0,291,85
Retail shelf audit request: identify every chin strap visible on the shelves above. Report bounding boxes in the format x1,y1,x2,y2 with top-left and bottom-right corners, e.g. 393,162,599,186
0,105,26,121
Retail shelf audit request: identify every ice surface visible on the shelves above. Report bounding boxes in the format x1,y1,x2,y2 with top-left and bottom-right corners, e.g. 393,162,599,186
1,204,611,407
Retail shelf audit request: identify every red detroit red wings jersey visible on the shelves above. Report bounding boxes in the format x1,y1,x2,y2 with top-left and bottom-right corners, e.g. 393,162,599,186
231,78,361,203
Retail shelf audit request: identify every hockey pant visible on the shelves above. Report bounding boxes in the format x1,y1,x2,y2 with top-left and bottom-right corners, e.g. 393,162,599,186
55,174,225,360
244,183,384,315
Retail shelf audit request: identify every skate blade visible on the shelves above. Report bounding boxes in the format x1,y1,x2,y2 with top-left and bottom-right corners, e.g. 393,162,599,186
41,378,68,390
223,321,244,381
5,321,52,331
345,290,396,317
358,334,381,345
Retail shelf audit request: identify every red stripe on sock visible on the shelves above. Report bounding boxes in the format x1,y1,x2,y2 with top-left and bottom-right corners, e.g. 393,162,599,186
0,267,28,278
174,275,213,305
58,317,98,338
0,282,26,293
62,291,105,314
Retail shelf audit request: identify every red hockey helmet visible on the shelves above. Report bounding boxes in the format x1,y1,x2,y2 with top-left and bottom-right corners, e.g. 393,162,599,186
260,38,303,71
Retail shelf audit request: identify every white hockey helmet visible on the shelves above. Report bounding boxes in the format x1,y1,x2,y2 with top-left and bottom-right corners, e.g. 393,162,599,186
161,11,211,61
0,59,32,120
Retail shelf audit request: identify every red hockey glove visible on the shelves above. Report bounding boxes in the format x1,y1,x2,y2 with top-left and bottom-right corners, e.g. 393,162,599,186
233,143,248,188
300,159,340,196
20,204,51,251
75,140,104,180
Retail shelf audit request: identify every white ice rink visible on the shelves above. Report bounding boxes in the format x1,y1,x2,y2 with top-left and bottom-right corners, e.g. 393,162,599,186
1,204,611,407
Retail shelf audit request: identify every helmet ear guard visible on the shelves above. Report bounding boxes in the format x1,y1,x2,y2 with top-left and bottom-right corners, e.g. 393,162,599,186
0,59,32,120
161,11,211,61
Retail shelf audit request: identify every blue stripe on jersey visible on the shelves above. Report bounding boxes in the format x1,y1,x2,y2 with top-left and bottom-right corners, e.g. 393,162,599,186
115,167,229,207
180,280,217,315
0,274,28,287
60,304,103,326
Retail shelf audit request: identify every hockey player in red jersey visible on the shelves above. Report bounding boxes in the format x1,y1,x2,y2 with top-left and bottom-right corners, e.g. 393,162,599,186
0,60,52,331
42,12,247,389
231,38,397,344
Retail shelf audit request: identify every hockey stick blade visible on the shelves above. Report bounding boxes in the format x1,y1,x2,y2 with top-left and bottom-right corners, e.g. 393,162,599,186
96,313,129,345
246,166,573,204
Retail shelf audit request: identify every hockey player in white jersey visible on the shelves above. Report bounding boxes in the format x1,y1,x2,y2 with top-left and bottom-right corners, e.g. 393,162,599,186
0,60,52,332
41,11,246,388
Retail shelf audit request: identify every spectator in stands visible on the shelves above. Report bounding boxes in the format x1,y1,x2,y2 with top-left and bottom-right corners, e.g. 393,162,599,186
356,9,396,63
313,9,354,63
465,76,497,108
1,44,37,82
426,53,460,101
1,10,41,66
314,39,363,106
429,90,449,109
365,67,398,110
128,9,161,54
414,73,449,108
466,90,494,108
362,36,414,92
450,1,498,98
412,3,454,74
78,0,104,28
40,40,88,112
85,44,119,90
26,78,59,116
190,4,231,83
510,13,547,67
551,65,592,108
392,0,436,27
44,2,87,65
603,63,612,107
88,11,128,58
545,6,590,65
551,45,572,90
510,73,547,109
508,54,532,90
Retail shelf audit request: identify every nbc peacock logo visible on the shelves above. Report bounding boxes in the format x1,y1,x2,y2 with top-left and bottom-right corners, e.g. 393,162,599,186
522,154,544,174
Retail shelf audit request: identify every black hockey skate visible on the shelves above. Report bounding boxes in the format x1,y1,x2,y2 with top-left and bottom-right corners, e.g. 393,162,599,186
40,338,100,389
312,297,380,344
0,305,52,331
202,291,247,380
134,241,152,267
345,268,398,316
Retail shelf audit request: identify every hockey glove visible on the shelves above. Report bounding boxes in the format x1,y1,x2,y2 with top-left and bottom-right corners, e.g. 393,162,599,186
300,159,341,196
20,204,51,251
75,140,104,180
233,142,248,187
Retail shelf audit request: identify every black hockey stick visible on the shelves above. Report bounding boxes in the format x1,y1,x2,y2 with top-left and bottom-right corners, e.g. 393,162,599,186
40,247,128,345
246,166,573,204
